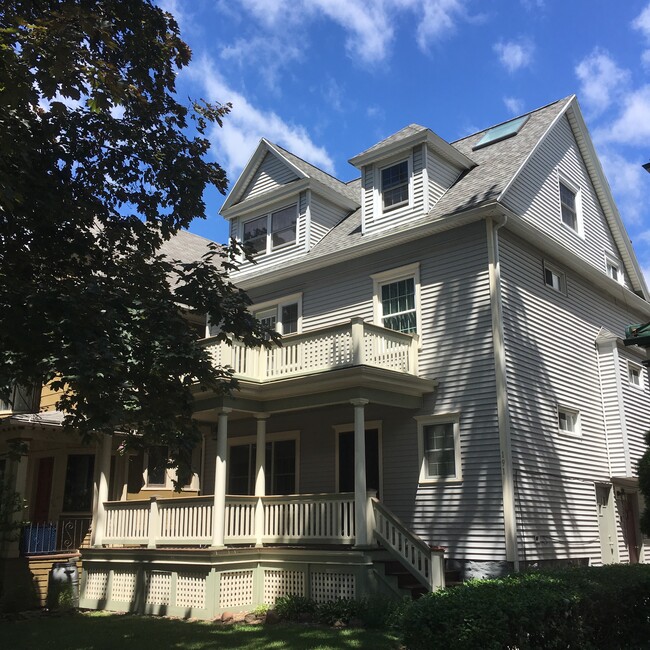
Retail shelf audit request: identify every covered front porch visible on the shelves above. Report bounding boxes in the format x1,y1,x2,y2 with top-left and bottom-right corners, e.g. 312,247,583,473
80,318,442,617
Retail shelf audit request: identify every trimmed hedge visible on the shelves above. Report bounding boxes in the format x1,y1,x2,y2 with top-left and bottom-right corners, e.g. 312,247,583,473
399,564,650,649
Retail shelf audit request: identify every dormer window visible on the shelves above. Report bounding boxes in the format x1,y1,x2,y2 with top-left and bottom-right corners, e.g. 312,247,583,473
381,160,409,211
243,204,297,255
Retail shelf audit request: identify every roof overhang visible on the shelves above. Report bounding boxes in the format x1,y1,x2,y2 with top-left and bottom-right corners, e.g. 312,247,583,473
192,365,437,418
349,129,475,171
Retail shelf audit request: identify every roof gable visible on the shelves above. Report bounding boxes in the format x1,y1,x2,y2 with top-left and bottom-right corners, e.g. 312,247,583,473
499,96,648,299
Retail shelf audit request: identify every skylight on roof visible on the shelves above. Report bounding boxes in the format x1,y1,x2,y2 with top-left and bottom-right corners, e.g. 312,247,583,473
473,115,529,150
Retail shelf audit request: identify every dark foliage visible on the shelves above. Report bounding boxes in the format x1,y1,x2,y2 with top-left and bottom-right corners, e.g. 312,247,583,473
0,0,273,483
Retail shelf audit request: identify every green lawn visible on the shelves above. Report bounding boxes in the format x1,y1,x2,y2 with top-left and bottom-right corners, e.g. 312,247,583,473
0,611,401,650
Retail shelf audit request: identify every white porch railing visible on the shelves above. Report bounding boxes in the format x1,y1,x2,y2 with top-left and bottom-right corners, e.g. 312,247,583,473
102,493,357,548
202,317,418,381
372,498,445,591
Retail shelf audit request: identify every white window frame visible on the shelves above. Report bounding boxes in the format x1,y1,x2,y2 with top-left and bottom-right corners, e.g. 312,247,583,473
557,405,581,437
251,292,303,335
142,446,200,491
226,430,300,495
371,262,421,335
628,361,644,390
375,154,413,215
416,414,462,484
241,203,298,255
543,260,567,295
605,256,624,285
557,174,583,237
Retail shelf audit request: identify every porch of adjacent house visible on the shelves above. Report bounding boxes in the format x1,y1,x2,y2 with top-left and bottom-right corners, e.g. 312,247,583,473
79,318,444,618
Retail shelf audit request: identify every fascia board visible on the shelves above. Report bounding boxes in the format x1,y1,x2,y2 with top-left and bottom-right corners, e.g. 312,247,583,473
349,131,475,171
221,177,358,222
233,203,495,290
221,178,310,220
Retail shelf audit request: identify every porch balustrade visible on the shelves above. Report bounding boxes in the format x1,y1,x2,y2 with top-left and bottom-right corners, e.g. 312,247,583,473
101,493,357,548
202,318,418,381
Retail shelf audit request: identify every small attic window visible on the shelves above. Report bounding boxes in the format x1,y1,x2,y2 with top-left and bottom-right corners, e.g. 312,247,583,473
473,115,529,150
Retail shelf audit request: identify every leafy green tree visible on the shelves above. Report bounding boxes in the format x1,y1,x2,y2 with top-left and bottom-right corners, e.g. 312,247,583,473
0,0,271,484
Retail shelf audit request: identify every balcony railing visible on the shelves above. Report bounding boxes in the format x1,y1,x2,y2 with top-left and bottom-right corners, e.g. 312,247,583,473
201,318,418,382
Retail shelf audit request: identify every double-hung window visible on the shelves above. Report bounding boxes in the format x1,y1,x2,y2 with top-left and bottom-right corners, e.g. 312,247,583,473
243,204,297,255
558,178,582,234
381,160,409,211
253,294,301,335
372,263,420,335
416,415,462,483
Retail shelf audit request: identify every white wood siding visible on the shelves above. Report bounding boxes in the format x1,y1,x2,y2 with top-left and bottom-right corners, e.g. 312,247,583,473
241,152,299,201
500,230,649,564
247,223,504,561
426,146,461,207
309,194,348,248
503,115,628,284
619,348,650,469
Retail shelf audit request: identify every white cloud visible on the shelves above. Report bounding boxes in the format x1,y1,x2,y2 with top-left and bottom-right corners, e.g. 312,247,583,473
642,49,650,69
598,149,647,225
575,49,630,116
493,38,534,73
503,96,524,115
594,85,650,146
235,0,472,64
632,3,650,39
520,0,544,8
188,56,335,176
220,36,303,90
412,0,466,50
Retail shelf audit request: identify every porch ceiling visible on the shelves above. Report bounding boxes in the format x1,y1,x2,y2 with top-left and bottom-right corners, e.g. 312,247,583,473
192,365,436,420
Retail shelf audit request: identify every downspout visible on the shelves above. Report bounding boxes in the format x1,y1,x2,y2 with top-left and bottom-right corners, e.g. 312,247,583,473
486,214,520,571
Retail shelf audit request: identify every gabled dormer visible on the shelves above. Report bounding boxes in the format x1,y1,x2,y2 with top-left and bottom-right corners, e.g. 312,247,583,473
349,125,475,235
221,140,359,273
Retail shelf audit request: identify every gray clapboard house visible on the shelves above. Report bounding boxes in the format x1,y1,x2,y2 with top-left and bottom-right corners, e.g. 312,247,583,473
76,95,650,617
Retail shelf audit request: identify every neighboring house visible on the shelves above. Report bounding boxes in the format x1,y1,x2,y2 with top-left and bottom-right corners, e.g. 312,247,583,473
4,95,650,618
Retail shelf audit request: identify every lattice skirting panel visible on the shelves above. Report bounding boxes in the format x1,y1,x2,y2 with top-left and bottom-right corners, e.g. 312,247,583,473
111,570,137,603
219,570,254,609
176,573,207,610
83,569,109,601
263,569,305,604
146,571,172,606
311,571,356,603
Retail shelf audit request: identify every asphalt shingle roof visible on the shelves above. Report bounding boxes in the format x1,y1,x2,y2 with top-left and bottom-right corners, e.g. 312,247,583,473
237,97,571,281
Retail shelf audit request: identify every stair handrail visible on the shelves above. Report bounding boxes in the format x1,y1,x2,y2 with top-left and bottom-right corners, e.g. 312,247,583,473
371,497,445,592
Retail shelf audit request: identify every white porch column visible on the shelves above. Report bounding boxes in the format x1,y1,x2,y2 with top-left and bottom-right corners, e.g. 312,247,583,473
91,433,112,547
351,398,369,546
212,408,231,548
254,414,269,547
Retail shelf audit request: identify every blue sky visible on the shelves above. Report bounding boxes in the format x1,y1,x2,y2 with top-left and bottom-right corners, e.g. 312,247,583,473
161,0,650,280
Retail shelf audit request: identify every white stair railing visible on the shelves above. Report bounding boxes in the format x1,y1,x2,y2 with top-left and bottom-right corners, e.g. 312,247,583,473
372,498,445,592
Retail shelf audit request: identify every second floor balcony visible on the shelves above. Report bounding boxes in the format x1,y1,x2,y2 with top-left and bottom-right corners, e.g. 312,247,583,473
201,317,419,383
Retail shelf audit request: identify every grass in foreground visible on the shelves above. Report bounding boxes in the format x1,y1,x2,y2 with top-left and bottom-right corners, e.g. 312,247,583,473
0,611,401,650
